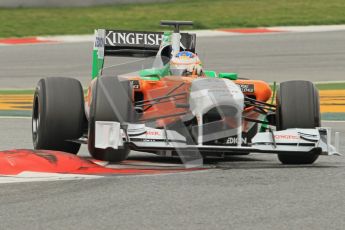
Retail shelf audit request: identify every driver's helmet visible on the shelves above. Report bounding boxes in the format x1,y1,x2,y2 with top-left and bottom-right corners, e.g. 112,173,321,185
170,51,202,76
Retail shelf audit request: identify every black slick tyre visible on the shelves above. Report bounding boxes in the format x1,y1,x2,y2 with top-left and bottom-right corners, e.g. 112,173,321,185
276,80,320,164
88,76,136,162
32,77,85,154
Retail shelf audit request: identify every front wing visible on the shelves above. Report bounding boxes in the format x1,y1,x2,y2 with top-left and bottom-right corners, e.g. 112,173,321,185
94,121,340,157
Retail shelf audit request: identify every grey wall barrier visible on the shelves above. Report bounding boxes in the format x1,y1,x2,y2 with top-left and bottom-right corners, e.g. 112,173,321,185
0,0,173,8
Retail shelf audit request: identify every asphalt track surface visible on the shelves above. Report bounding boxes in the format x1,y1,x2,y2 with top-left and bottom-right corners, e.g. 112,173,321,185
0,31,345,230
0,118,344,230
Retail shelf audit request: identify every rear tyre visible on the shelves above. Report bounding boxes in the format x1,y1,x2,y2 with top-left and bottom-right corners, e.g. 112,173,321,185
276,80,320,164
32,77,85,154
88,76,136,162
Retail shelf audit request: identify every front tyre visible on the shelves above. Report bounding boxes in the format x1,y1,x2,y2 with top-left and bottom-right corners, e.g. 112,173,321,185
276,80,320,164
32,77,85,154
88,76,136,162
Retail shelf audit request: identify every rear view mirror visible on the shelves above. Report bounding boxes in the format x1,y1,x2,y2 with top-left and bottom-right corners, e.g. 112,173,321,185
218,72,238,80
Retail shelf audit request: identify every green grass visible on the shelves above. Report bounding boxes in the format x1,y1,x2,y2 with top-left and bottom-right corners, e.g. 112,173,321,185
315,82,345,90
0,110,32,117
269,82,345,90
0,89,34,95
322,113,345,121
1,0,345,38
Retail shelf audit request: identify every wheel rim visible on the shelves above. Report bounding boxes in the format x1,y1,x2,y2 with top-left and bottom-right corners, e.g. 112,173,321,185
32,94,40,146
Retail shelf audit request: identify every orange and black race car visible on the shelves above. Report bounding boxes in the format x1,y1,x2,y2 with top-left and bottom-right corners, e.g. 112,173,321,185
32,21,339,167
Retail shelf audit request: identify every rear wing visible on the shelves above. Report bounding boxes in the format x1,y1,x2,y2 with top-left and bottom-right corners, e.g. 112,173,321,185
92,29,196,79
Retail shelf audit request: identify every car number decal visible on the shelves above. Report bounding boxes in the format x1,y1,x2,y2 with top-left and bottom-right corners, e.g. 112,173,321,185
238,84,255,93
130,80,140,89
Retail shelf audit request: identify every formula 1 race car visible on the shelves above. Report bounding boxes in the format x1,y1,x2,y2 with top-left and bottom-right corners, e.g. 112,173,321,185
32,21,340,166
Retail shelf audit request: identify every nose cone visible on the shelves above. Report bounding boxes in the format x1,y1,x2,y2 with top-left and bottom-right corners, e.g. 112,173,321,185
189,78,244,116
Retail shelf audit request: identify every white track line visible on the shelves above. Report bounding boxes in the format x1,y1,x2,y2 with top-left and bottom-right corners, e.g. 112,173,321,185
0,116,31,119
270,25,345,33
314,81,345,84
0,172,102,184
